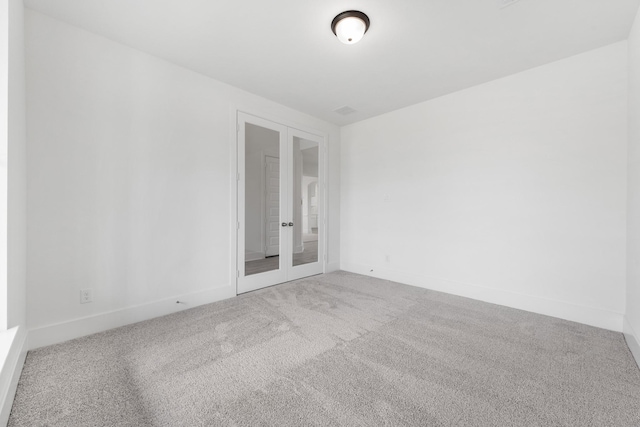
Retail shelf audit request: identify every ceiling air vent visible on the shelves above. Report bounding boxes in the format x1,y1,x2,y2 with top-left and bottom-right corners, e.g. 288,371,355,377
334,106,357,115
498,0,523,8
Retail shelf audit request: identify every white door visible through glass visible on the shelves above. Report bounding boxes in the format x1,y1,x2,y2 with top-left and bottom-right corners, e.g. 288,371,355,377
265,156,280,257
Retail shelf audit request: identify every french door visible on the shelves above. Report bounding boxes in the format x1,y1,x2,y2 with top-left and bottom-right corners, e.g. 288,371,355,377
237,112,325,294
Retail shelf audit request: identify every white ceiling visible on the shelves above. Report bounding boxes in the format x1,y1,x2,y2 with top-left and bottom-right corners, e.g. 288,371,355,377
24,0,640,126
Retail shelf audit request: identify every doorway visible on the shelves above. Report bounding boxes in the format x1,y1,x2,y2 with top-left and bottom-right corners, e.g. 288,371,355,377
236,112,325,294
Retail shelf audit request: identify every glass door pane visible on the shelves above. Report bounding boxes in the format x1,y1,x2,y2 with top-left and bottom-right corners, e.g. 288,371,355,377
244,122,282,276
290,136,319,268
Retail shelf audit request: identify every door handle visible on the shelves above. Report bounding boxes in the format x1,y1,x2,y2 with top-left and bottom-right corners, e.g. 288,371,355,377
282,222,288,227
288,222,294,227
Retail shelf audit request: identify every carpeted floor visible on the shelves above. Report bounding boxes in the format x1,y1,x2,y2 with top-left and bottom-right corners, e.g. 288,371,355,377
9,271,640,426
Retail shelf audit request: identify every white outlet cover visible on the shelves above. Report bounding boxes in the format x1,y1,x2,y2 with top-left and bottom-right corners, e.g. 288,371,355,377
80,289,93,303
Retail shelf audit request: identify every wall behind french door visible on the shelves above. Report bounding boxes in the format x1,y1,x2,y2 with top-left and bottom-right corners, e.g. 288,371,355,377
237,112,325,294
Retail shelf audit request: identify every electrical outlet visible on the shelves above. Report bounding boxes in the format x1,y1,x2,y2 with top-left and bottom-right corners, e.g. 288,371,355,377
385,254,391,263
80,289,93,304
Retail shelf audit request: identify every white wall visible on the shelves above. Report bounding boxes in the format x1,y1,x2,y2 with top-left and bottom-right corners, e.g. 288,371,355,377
341,42,628,331
7,0,27,331
25,10,340,348
1,0,27,331
626,7,640,363
0,0,9,332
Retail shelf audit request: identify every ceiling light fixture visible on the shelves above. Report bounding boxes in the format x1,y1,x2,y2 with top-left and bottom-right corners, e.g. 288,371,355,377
331,11,370,45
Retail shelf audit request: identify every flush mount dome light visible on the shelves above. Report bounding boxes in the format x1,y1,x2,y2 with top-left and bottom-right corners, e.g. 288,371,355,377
331,10,370,44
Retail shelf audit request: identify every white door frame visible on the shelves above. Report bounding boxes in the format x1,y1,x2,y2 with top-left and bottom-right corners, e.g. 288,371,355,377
232,110,327,295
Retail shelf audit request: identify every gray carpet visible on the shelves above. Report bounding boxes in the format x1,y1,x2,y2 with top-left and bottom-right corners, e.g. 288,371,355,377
9,271,640,426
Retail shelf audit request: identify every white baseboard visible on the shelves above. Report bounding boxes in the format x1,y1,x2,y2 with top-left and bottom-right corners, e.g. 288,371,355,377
623,317,640,369
341,261,624,332
0,326,28,427
326,261,340,273
28,285,236,350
